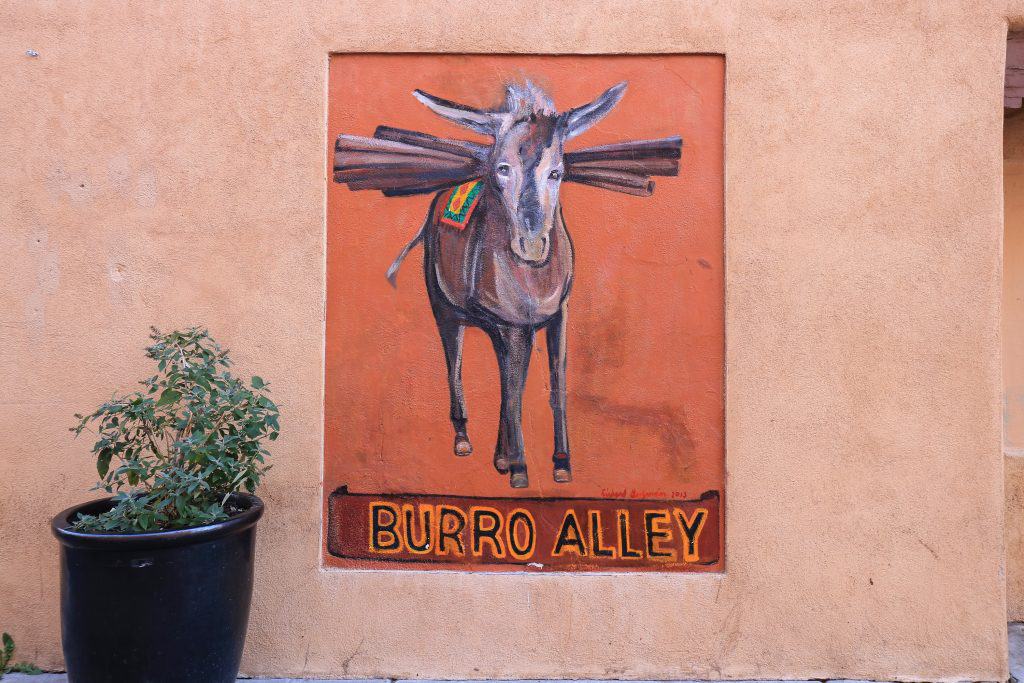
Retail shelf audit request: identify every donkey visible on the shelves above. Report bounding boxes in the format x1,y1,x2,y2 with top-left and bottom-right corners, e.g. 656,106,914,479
387,81,627,489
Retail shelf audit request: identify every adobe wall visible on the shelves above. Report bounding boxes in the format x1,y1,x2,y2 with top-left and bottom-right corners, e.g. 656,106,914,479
0,2,1014,679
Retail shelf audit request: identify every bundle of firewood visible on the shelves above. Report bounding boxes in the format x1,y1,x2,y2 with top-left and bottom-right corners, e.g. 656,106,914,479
563,137,682,196
333,126,681,197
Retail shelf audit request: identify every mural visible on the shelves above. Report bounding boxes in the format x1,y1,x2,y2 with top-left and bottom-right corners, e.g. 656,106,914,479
325,55,724,572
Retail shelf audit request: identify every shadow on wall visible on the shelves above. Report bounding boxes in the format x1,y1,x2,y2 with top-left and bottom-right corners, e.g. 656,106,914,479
1005,103,1024,622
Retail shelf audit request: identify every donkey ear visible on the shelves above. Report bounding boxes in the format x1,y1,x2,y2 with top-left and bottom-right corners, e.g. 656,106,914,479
563,81,627,140
412,89,495,135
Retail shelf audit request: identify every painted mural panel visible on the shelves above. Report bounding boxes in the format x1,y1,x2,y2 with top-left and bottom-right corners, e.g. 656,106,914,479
325,54,724,572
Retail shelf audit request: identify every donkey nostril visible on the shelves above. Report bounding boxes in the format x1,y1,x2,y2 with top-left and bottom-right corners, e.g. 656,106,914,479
541,236,548,248
519,237,526,253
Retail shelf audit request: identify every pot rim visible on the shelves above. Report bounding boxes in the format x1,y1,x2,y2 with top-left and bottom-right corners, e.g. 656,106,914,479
51,492,264,550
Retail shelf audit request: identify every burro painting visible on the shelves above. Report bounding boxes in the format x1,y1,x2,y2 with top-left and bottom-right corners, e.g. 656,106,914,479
325,55,724,572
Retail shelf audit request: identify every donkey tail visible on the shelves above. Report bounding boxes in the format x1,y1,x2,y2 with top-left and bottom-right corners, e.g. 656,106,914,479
385,220,427,288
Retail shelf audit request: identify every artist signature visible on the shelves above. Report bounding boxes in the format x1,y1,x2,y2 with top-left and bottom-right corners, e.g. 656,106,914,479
601,488,690,500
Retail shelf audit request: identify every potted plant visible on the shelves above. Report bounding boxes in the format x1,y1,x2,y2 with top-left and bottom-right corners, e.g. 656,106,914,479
51,328,279,683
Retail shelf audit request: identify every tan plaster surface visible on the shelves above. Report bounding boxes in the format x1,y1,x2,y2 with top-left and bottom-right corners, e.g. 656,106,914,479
0,1,1011,680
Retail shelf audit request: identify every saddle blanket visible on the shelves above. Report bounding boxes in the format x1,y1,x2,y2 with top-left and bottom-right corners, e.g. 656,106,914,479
439,179,483,229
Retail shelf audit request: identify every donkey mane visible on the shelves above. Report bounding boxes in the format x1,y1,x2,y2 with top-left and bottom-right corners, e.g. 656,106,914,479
499,81,556,119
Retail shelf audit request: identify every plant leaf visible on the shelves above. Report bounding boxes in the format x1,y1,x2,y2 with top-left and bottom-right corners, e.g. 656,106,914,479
2,632,13,666
97,448,113,478
156,389,181,407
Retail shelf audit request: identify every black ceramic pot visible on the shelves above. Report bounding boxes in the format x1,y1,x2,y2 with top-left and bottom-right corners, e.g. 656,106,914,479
51,494,263,683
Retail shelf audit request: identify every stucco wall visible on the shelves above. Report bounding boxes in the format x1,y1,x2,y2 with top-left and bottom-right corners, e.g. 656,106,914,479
0,2,1012,680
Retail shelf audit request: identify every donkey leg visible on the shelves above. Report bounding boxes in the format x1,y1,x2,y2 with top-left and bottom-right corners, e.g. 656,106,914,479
546,306,571,483
489,324,534,488
437,320,472,456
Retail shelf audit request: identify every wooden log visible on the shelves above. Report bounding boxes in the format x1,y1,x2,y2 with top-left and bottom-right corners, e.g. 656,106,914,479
566,175,654,197
335,134,469,164
334,153,475,176
337,162,477,179
347,178,470,192
373,126,488,160
569,167,655,194
564,168,652,190
565,136,682,163
334,152,477,171
567,157,678,176
337,166,477,186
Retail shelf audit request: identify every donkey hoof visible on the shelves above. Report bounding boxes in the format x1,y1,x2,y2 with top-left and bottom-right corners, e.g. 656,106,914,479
494,456,510,474
510,471,529,488
454,437,473,457
553,453,572,483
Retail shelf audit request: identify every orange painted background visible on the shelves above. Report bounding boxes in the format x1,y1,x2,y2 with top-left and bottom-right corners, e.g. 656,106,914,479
324,54,724,570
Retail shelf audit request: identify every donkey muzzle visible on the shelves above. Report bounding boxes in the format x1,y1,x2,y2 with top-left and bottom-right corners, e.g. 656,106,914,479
511,234,549,264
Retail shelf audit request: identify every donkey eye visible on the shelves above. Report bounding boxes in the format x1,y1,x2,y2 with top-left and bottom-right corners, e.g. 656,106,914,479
549,169,563,181
496,163,511,177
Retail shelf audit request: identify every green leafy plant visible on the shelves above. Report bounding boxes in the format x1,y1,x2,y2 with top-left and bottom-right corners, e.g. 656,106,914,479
71,327,279,533
1,633,42,678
